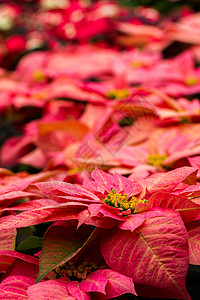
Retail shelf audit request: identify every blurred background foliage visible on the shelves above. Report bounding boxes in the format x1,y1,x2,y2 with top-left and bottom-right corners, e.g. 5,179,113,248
118,0,200,13
5,0,200,14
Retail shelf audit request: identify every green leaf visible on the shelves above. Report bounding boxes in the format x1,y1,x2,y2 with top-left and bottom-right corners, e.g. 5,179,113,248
16,236,43,252
36,226,97,283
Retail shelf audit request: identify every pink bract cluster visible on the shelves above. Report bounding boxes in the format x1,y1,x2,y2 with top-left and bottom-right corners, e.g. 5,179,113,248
1,1,200,299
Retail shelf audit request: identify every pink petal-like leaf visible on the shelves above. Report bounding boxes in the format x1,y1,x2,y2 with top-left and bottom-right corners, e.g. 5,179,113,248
0,275,35,299
67,281,91,300
91,168,142,195
24,170,63,183
145,167,198,194
112,173,142,195
80,271,107,294
101,209,190,300
0,191,38,208
118,214,145,232
174,184,200,199
98,269,137,298
0,191,36,201
0,206,83,230
27,278,73,300
148,192,200,223
88,204,103,217
3,199,58,212
186,220,200,265
0,180,30,195
91,168,113,192
78,209,117,229
99,206,125,221
0,250,38,273
35,181,100,202
6,260,38,278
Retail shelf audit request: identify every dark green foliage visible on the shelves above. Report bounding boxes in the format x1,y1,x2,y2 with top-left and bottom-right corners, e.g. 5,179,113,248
118,0,200,13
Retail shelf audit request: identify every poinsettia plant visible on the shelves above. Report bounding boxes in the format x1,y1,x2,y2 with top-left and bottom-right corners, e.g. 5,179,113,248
35,167,200,300
0,167,199,299
2,1,200,300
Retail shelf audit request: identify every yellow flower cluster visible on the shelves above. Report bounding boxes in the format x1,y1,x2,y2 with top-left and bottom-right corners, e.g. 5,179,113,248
55,260,98,281
147,154,167,167
106,89,130,99
185,76,198,86
104,190,147,213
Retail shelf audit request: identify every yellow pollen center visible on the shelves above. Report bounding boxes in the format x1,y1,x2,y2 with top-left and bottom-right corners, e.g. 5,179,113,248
104,190,147,213
185,77,198,86
106,89,130,100
55,260,98,281
33,69,46,82
131,61,143,68
147,154,167,167
31,92,47,99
